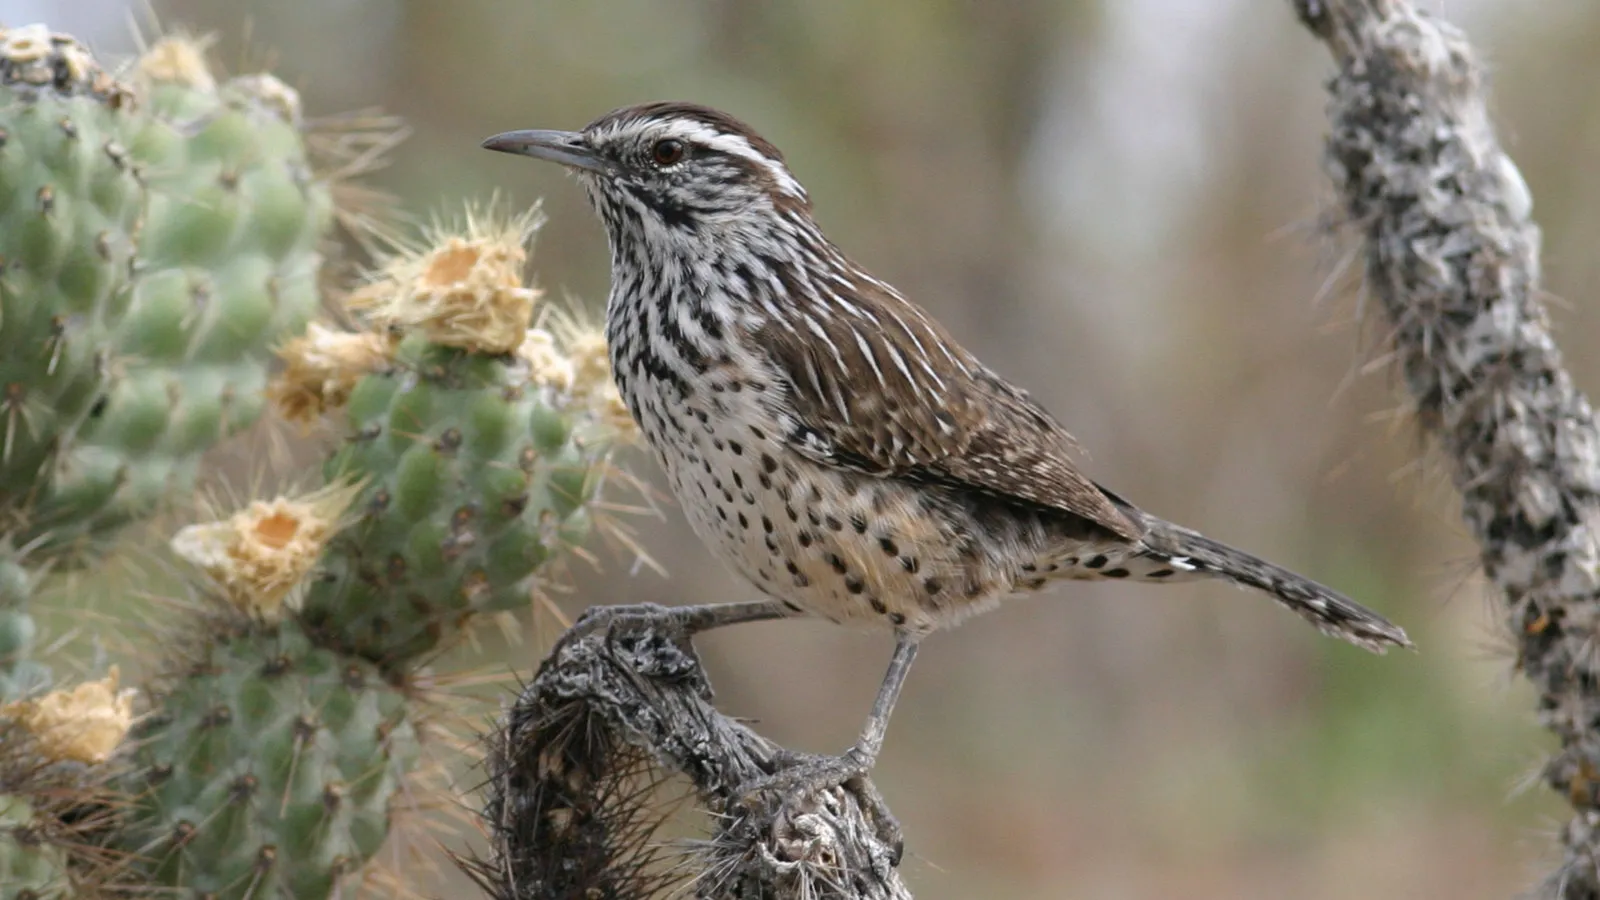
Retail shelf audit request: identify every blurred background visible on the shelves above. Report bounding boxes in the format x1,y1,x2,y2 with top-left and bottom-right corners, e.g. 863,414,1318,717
13,0,1600,896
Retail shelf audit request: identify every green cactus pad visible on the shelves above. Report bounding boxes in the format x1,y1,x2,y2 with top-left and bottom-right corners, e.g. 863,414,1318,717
0,42,143,540
0,795,70,900
0,30,333,564
0,555,45,702
302,333,615,669
116,615,416,900
29,68,330,559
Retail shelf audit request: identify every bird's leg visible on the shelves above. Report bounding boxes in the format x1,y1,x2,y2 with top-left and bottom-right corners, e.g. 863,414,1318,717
567,598,801,643
739,631,922,856
851,632,920,767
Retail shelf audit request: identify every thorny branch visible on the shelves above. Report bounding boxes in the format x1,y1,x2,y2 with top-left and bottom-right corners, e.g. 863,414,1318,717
466,610,910,900
1293,0,1600,896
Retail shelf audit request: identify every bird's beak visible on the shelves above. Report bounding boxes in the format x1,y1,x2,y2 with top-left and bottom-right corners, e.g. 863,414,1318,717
480,129,609,175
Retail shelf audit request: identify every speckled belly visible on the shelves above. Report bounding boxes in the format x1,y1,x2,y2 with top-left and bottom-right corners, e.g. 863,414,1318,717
645,410,1107,634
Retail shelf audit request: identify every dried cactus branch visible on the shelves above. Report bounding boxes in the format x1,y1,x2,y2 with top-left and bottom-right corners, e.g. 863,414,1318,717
472,609,911,900
1291,0,1600,895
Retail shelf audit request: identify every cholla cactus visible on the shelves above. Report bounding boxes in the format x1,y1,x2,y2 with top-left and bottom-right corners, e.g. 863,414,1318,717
0,550,47,701
0,23,342,722
110,563,421,899
170,481,366,617
0,27,332,567
0,671,136,900
100,206,640,897
295,207,638,671
2,669,135,767
0,23,351,895
0,22,645,900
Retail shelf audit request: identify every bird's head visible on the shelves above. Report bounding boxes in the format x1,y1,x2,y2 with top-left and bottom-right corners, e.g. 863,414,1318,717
483,102,811,247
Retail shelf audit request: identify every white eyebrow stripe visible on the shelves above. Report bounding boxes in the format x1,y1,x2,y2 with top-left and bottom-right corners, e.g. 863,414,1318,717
688,127,807,199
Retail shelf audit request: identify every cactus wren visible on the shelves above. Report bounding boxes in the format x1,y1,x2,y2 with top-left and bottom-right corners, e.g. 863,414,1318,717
483,102,1410,804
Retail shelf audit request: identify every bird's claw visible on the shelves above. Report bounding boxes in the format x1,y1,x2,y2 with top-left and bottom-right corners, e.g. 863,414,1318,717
736,749,904,864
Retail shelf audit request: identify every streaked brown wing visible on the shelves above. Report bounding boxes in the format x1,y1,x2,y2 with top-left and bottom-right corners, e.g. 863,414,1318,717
753,276,1140,542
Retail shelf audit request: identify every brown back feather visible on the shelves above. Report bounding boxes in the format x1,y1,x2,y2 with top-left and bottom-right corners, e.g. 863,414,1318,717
754,271,1141,542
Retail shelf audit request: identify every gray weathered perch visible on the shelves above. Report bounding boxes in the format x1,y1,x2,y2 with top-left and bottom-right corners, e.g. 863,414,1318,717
1292,0,1600,896
466,609,910,899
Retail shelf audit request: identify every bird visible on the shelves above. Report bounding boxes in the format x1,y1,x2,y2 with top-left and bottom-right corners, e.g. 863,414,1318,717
482,101,1410,829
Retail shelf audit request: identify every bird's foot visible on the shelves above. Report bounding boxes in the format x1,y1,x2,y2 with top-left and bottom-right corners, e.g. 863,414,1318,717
737,747,904,864
568,601,677,639
556,603,679,653
568,599,800,644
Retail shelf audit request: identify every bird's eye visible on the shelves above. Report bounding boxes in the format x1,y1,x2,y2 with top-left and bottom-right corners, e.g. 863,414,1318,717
651,138,686,166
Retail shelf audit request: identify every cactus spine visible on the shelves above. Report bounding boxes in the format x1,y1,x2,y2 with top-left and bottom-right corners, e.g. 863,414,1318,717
295,209,636,671
0,22,640,900
0,26,330,568
111,211,635,897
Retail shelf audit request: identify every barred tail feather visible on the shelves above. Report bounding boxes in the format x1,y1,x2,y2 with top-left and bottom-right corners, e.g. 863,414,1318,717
1137,518,1413,654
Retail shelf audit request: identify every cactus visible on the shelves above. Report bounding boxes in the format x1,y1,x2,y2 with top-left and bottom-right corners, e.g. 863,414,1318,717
0,22,396,899
82,484,419,900
113,613,418,898
0,551,46,701
2,668,135,769
0,21,334,751
293,211,636,671
0,26,331,567
0,671,136,899
0,28,143,556
0,795,70,900
95,208,637,897
0,22,644,900
0,24,141,705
